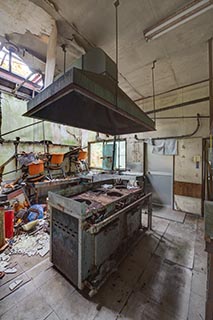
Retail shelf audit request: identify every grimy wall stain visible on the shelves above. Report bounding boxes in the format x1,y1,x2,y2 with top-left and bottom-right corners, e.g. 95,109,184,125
125,82,209,215
0,92,82,180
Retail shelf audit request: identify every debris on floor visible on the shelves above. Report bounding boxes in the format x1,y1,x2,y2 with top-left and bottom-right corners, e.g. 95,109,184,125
9,278,23,291
0,252,17,278
9,230,50,257
5,267,17,274
0,252,10,271
22,220,39,232
0,207,50,283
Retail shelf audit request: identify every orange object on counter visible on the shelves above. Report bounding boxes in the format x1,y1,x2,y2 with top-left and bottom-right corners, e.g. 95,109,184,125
13,200,29,213
50,154,64,165
78,151,87,161
28,160,44,175
13,202,24,213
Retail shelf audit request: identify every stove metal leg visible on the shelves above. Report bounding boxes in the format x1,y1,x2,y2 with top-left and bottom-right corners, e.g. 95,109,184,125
148,194,152,230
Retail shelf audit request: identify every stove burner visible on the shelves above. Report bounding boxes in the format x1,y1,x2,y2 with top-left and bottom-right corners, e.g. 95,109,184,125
90,189,105,194
107,191,123,197
115,185,127,190
75,198,92,205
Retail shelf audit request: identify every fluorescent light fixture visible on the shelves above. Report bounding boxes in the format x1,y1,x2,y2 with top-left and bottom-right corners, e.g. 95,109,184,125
144,0,213,40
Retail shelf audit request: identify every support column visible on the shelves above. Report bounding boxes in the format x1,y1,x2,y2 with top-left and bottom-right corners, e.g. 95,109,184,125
209,38,213,134
44,21,57,88
0,92,3,143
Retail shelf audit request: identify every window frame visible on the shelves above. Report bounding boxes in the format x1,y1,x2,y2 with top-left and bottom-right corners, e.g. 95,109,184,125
88,138,127,171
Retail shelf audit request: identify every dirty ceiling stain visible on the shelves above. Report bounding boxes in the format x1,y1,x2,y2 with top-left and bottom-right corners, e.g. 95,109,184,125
0,0,53,38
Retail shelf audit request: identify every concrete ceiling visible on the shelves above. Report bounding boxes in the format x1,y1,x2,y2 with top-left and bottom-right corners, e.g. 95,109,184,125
0,0,212,100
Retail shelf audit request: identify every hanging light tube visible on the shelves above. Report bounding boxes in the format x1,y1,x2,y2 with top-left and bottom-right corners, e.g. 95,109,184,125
144,0,213,40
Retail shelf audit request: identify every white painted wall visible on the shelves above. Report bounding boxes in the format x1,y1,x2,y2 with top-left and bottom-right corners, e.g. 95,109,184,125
125,81,209,215
174,138,202,214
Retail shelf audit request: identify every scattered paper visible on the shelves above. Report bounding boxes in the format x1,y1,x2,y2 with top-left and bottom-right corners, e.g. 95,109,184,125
10,233,49,257
5,267,17,274
9,279,23,291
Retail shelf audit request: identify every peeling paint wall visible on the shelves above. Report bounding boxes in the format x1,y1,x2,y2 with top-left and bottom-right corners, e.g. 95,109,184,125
0,92,82,180
0,0,53,37
125,82,209,215
174,138,203,214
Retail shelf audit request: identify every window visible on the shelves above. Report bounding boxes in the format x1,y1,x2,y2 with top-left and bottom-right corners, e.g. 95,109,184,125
0,42,43,90
89,139,126,170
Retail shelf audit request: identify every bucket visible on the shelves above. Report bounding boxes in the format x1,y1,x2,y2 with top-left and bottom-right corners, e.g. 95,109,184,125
50,154,64,165
28,160,44,175
78,151,87,161
4,210,14,238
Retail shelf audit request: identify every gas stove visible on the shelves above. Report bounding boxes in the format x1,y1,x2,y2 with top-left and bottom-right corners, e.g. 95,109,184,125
49,179,152,296
72,184,143,225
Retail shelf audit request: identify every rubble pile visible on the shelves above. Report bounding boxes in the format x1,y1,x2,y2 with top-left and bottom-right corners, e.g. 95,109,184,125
10,230,49,257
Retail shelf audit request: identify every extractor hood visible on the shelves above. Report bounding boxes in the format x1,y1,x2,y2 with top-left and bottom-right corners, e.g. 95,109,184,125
24,48,155,135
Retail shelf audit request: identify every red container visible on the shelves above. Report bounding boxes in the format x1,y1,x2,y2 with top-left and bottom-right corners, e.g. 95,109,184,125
4,210,14,238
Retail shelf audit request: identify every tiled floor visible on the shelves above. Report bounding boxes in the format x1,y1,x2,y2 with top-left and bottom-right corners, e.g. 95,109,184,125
0,211,207,320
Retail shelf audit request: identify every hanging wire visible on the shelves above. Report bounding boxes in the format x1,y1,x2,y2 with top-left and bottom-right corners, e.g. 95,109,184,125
118,138,121,170
112,0,120,171
61,44,67,74
114,0,119,103
151,60,157,123
32,89,36,152
42,121,46,154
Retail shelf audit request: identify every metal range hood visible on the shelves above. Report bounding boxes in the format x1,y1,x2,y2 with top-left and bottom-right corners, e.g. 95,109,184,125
24,48,155,135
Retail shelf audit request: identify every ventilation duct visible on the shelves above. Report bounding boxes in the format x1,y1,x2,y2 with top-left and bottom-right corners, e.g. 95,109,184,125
24,48,155,135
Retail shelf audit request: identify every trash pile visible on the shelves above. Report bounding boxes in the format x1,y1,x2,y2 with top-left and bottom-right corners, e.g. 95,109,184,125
0,190,50,281
0,252,25,291
0,252,17,278
14,203,48,228
10,230,49,257
0,149,68,283
0,220,50,280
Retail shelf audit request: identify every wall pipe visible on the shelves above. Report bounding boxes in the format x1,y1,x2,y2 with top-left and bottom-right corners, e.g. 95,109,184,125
0,120,43,138
134,78,209,102
135,113,201,141
2,139,75,147
145,96,209,115
152,115,209,120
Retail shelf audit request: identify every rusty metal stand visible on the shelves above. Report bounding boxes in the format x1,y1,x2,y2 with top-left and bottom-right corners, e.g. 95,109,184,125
147,193,152,230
